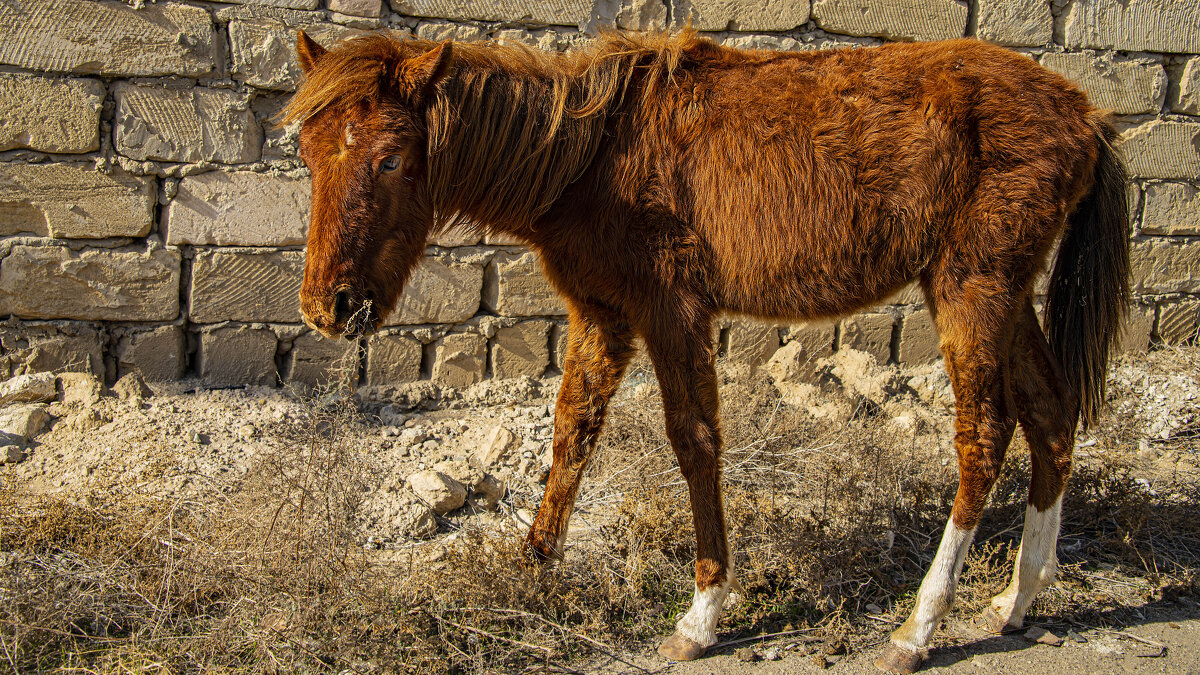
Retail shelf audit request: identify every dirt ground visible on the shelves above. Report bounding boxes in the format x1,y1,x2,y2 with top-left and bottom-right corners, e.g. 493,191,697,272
2,345,1199,673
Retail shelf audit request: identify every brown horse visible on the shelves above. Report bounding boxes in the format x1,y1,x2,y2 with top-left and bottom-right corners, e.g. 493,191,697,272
285,29,1130,673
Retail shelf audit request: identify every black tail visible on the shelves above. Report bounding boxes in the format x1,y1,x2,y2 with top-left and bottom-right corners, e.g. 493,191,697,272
1044,120,1131,429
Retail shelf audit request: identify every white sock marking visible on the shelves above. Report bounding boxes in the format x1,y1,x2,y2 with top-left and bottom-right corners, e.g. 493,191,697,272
990,495,1063,626
675,569,735,648
891,518,976,654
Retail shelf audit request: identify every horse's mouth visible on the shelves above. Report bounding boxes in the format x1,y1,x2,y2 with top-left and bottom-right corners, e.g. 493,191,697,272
301,289,380,340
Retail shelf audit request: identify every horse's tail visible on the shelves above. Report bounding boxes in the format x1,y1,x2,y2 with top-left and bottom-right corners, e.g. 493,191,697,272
1044,117,1131,429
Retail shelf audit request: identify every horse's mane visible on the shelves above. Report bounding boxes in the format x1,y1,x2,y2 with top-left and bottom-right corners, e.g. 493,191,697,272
284,29,708,229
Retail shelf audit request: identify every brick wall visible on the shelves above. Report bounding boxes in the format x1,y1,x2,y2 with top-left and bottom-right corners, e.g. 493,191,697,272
0,0,1197,388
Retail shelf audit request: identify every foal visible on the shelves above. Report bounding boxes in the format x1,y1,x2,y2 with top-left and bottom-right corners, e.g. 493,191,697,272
286,30,1129,673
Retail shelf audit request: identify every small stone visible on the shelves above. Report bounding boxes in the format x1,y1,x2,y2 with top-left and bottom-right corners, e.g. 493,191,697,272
407,470,467,515
471,473,506,510
1023,626,1063,646
422,439,439,452
398,503,437,539
1067,630,1088,643
0,404,49,441
477,425,517,466
866,603,883,614
735,647,756,662
763,646,781,661
111,372,152,401
58,372,103,407
4,445,25,464
0,373,57,405
238,424,257,439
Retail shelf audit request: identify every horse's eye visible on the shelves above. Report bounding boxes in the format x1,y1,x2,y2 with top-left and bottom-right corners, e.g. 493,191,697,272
380,155,403,173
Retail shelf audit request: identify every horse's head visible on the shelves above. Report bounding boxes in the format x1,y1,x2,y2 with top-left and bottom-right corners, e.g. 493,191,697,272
289,32,452,338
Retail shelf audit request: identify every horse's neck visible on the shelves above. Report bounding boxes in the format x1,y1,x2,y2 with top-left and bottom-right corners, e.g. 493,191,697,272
427,59,612,244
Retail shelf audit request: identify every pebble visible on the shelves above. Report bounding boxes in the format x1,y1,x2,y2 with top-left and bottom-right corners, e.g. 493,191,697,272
1067,629,1087,644
763,646,781,661
735,647,756,662
3,445,25,464
1023,626,1063,646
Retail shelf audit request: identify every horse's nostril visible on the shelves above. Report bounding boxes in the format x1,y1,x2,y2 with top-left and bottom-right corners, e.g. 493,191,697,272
333,289,353,323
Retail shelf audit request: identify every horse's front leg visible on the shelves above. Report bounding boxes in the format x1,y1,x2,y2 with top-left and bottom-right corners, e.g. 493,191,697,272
525,302,635,561
644,318,732,661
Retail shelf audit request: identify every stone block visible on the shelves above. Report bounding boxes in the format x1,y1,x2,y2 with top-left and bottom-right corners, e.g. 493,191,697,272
1119,301,1155,354
1169,57,1200,115
0,0,216,77
783,320,836,358
0,245,179,321
0,163,154,238
812,0,968,41
1056,0,1200,54
491,320,550,379
0,74,104,153
229,20,356,91
1120,121,1200,180
483,251,566,316
216,0,319,10
725,320,780,368
1130,238,1200,294
883,282,925,306
1157,299,1199,345
1040,52,1166,116
390,0,589,25
972,0,1052,46
286,331,358,388
615,0,667,30
385,255,483,325
898,309,940,364
428,224,482,247
415,21,488,42
550,321,568,371
0,323,104,377
328,0,380,15
1141,182,1200,236
839,313,893,363
198,325,278,386
190,250,304,324
366,333,423,385
672,0,808,31
113,84,262,165
432,332,485,388
117,325,186,381
167,172,310,246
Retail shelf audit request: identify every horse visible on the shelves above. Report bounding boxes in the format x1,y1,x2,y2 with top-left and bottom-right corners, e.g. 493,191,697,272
284,29,1130,673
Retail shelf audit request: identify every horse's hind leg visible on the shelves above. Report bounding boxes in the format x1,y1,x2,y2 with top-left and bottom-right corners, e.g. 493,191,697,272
526,301,636,561
981,300,1079,633
641,314,733,661
877,285,1018,674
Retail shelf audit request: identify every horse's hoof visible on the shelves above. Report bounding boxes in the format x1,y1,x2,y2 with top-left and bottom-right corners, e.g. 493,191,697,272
874,643,924,674
522,530,560,564
979,606,1021,634
657,633,707,661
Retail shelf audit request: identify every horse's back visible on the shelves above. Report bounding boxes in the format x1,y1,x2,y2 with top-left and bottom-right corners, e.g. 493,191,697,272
672,39,1098,321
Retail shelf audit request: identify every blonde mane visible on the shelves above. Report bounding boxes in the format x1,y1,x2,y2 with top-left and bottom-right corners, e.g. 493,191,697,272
284,29,705,229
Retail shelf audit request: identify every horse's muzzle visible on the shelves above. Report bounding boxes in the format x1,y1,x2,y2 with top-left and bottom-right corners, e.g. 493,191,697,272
301,286,377,340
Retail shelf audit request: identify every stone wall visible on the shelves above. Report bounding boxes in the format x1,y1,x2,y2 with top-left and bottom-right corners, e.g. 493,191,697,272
0,0,1197,389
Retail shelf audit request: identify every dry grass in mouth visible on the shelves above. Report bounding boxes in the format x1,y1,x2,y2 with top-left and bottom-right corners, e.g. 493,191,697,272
2,352,1199,673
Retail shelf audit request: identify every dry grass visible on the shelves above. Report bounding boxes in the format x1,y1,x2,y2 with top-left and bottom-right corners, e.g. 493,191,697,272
2,355,1199,673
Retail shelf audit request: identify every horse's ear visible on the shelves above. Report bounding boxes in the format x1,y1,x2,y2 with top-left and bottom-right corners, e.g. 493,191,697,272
403,41,453,94
296,30,328,74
